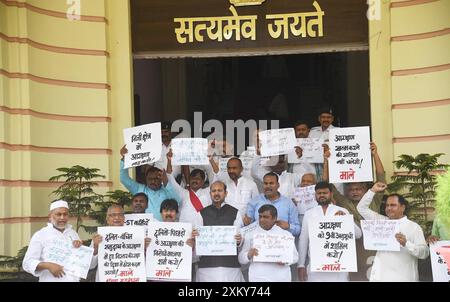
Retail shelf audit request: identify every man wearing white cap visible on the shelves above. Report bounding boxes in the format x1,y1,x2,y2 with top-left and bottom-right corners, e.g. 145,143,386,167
22,200,83,282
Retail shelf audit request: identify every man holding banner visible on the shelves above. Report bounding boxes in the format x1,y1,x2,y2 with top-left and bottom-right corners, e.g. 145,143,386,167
357,182,429,281
212,157,259,222
166,150,211,224
239,204,298,282
194,181,245,282
297,182,361,282
23,200,84,282
245,172,300,237
90,205,150,282
308,106,339,180
120,145,181,222
323,141,386,281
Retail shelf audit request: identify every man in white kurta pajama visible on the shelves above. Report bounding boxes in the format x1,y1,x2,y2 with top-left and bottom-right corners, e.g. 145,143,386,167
297,182,362,282
23,200,83,282
239,204,298,282
357,182,429,282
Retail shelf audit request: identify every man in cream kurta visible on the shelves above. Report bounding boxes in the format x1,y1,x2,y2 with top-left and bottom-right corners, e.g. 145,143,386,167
213,157,259,222
23,200,83,282
297,182,362,282
357,182,429,282
239,204,298,282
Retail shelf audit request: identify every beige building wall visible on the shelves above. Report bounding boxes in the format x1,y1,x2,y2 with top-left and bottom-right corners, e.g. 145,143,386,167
0,0,133,255
369,0,450,181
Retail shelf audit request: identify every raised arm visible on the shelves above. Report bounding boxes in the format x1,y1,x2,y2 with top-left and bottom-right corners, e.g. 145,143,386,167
370,142,386,181
119,145,141,194
356,182,388,220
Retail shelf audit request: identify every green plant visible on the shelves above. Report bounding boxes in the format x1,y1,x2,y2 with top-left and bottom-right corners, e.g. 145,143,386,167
0,247,37,282
49,165,105,233
435,168,450,228
388,153,448,236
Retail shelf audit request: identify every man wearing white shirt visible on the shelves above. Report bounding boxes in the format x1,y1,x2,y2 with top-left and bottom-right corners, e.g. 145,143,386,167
23,200,84,282
308,107,339,181
213,157,259,222
297,182,362,282
290,120,318,178
239,204,298,282
308,107,338,142
357,182,429,282
166,150,212,224
294,173,318,227
152,121,181,178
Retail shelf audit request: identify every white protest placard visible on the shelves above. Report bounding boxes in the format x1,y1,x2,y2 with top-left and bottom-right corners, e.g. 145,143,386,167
146,222,192,281
219,157,231,173
196,226,237,256
361,220,401,251
171,138,209,165
241,156,254,174
124,213,155,236
294,185,317,215
259,128,297,157
430,241,450,282
44,238,94,280
253,233,295,264
64,246,94,280
98,226,146,282
123,122,162,169
308,215,358,272
288,138,324,164
329,126,373,183
240,221,258,238
260,156,274,167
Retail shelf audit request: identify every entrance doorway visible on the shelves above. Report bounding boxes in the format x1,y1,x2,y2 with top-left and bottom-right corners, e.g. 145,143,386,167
133,51,370,132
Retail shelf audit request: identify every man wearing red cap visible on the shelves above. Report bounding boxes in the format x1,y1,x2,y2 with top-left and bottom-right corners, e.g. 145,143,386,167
22,200,83,282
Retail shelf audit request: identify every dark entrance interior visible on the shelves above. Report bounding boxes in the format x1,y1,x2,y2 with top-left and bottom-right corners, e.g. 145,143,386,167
133,51,370,131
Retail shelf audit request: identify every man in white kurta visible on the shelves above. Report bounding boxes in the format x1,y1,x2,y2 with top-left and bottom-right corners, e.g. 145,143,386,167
297,182,362,282
213,157,259,223
239,204,298,282
22,200,83,282
308,107,339,181
290,121,317,178
357,182,429,282
167,169,211,224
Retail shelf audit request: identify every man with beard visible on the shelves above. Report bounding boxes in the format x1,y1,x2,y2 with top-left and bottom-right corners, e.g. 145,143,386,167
212,157,259,224
120,145,180,222
297,181,362,282
130,192,148,213
308,106,339,181
239,204,298,282
245,172,300,237
23,200,84,282
289,120,317,178
357,182,429,281
194,181,245,282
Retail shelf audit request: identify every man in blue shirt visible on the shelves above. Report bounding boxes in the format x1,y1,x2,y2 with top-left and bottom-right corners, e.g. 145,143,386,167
244,172,300,236
120,145,180,221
